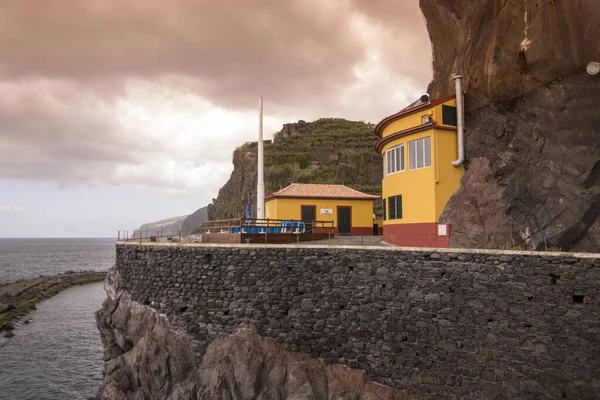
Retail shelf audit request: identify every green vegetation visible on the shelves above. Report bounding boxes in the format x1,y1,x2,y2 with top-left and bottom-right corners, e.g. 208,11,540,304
209,118,384,220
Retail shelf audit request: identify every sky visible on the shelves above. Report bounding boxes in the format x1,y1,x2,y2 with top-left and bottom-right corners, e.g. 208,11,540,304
0,0,432,238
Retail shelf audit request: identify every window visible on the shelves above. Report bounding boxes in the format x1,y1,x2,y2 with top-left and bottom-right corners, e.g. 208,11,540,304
442,105,457,126
408,137,431,170
386,144,405,175
388,195,402,220
383,198,387,220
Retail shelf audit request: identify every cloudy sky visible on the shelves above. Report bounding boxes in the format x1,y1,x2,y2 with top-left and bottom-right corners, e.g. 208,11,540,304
0,0,432,238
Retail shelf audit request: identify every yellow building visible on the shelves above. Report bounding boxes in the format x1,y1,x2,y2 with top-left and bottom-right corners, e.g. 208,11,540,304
374,94,464,247
265,183,379,236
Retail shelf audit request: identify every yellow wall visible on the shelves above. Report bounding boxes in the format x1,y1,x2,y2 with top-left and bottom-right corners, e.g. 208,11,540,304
381,98,457,140
381,130,436,225
265,197,374,228
380,97,463,225
434,129,464,219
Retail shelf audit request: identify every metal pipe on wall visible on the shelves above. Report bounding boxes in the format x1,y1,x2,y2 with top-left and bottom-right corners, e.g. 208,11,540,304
452,75,465,167
257,95,265,219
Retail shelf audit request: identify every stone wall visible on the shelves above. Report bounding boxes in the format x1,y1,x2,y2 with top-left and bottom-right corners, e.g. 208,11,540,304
115,243,600,399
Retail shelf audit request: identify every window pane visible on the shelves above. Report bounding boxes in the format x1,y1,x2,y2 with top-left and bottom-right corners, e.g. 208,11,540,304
391,148,396,173
395,146,401,172
409,141,416,170
386,150,391,174
383,198,386,220
400,145,405,170
389,196,396,219
397,195,402,219
424,137,431,167
417,139,424,168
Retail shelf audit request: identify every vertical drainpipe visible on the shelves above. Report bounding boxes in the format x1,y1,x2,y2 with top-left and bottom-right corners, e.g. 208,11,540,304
257,95,265,220
452,75,465,167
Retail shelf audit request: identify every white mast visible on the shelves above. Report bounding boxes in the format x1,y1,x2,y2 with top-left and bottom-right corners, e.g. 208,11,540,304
257,95,265,219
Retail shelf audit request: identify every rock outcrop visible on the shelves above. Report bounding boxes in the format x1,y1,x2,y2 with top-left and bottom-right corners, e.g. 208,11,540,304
95,266,418,400
0,270,107,332
421,0,600,251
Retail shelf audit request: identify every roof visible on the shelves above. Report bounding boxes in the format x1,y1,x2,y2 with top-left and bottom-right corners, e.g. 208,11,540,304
266,183,380,201
374,94,456,138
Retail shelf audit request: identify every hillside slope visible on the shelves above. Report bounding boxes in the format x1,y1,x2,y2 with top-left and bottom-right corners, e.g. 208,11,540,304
208,118,382,220
181,206,208,235
133,215,187,237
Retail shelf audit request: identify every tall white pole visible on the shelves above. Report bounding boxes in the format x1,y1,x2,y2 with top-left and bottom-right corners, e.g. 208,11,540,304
257,95,265,219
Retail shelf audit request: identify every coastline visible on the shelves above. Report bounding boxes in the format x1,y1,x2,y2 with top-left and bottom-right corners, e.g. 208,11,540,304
0,270,107,336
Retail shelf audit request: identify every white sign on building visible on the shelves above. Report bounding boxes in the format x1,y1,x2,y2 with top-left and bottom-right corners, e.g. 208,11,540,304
320,208,333,215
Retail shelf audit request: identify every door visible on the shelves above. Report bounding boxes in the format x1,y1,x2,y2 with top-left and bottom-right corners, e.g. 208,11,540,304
337,206,351,236
301,205,316,233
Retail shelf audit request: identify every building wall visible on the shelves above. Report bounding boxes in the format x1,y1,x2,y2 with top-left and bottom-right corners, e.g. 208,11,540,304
380,98,458,140
434,128,464,220
381,130,437,225
116,243,600,400
265,197,374,231
379,98,464,247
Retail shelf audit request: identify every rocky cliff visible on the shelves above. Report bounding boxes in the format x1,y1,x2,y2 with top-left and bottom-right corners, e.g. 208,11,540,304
422,0,600,251
133,215,188,238
95,266,418,400
181,206,208,235
208,118,383,220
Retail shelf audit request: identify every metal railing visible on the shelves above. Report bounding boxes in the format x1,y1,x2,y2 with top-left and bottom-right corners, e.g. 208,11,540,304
200,218,334,235
117,229,183,243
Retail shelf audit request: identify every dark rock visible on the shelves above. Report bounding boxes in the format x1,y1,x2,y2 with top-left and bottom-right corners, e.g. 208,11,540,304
423,0,600,251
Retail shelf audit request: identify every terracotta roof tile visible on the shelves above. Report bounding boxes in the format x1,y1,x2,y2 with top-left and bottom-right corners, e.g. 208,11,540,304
266,183,379,200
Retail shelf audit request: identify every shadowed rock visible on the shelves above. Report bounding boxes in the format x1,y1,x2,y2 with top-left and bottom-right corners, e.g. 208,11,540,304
421,0,600,250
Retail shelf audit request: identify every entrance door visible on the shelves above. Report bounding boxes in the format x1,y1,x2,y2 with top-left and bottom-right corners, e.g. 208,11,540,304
301,205,316,233
337,206,351,236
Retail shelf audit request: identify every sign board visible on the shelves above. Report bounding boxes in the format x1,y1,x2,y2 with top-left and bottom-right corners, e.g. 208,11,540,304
320,208,333,215
438,224,447,237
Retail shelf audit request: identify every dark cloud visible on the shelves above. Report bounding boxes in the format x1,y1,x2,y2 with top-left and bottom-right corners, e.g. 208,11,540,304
1,0,367,109
0,0,430,109
0,0,432,190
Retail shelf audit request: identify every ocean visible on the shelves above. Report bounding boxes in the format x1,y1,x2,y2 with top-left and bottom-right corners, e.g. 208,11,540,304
0,238,114,400
0,238,115,284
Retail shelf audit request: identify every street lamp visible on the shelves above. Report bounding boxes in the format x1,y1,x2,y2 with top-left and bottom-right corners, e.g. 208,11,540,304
586,62,600,76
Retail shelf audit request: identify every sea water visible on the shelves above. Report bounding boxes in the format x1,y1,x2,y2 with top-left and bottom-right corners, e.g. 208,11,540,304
0,239,114,399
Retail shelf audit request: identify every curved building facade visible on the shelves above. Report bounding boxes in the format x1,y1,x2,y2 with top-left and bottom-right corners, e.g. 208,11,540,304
375,95,464,247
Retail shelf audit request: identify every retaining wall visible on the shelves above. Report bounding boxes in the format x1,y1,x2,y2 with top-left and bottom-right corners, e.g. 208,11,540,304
115,243,600,399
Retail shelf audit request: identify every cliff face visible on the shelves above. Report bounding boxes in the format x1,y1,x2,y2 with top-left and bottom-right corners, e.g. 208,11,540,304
421,0,600,251
181,206,208,235
133,215,187,238
208,118,383,220
95,266,417,400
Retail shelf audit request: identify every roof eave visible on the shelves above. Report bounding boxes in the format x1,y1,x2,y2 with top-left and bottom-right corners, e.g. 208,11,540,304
374,94,457,138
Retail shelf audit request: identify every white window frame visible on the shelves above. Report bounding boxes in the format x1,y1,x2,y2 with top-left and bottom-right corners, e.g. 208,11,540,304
385,144,405,175
408,137,431,170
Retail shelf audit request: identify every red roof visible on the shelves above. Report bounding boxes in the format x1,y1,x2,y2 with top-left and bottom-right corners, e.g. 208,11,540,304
266,183,379,201
374,94,456,138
